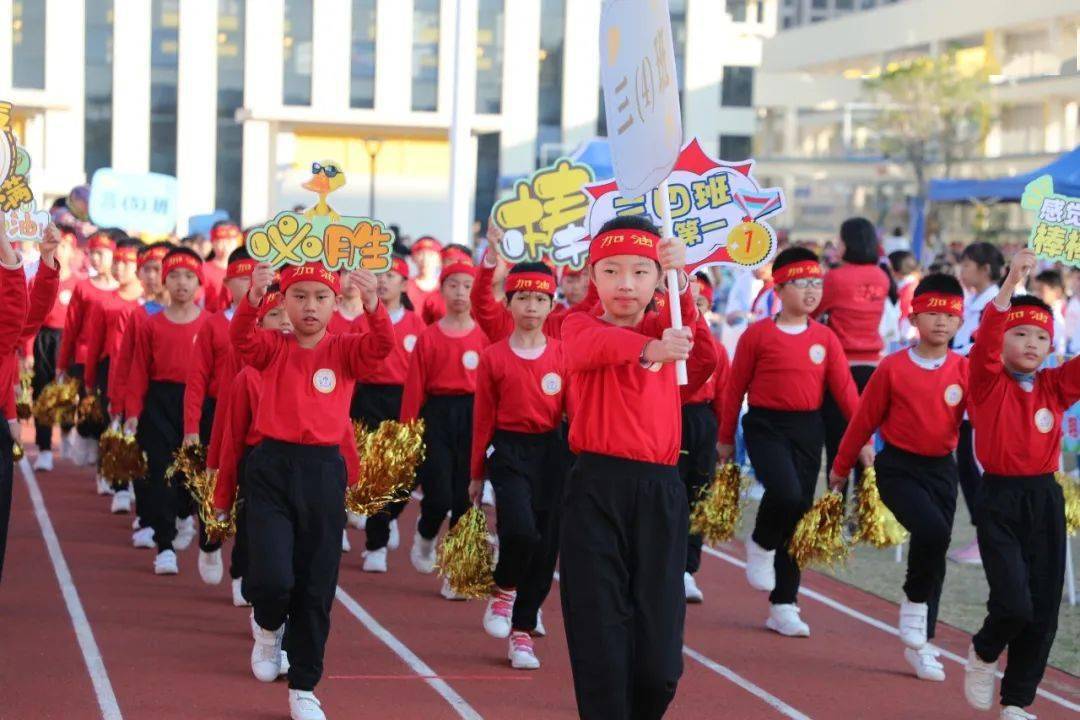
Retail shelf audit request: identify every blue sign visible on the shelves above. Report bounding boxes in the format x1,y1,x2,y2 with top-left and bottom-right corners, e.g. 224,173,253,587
88,169,178,235
188,210,229,238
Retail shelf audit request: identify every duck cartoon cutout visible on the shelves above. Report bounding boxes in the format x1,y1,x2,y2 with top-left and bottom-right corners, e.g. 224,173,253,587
303,159,345,222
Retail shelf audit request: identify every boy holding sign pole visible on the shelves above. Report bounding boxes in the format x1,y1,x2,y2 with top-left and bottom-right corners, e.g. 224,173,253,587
559,215,716,719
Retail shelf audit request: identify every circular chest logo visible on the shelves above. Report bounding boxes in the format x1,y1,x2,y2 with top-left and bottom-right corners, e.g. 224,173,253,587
59,289,72,306
809,344,826,365
462,350,479,370
944,384,963,407
1034,408,1054,434
541,372,562,396
403,334,417,353
312,368,337,394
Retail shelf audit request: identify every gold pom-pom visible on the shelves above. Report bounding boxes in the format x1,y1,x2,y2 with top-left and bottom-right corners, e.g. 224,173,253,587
788,491,850,569
77,392,107,426
166,442,207,486
851,467,909,548
435,506,495,599
345,419,425,517
186,469,237,542
12,440,24,462
1058,472,1080,537
32,377,80,426
689,463,747,545
15,371,33,421
100,427,147,488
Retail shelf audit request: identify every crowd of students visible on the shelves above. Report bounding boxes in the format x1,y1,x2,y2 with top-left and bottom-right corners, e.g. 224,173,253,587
0,203,1071,720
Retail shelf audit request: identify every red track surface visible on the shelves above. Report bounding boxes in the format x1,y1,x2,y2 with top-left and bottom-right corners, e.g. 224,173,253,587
2,447,1078,719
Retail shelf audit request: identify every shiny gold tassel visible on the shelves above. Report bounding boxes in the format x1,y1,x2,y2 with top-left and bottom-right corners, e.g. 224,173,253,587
32,377,80,426
1057,472,1080,537
100,427,147,487
435,506,495,599
76,392,107,427
851,467,909,548
198,470,238,542
165,442,207,486
345,419,426,517
12,440,24,462
788,491,850,569
689,463,747,545
15,371,33,420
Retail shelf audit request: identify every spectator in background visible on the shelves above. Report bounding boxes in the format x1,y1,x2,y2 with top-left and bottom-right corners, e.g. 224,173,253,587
722,264,770,356
889,250,921,344
883,226,909,255
1030,269,1067,355
1065,267,1080,356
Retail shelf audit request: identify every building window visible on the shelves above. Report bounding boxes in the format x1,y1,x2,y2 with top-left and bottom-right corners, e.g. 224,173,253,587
474,132,500,223
350,0,376,109
283,0,312,106
412,0,440,112
727,0,747,22
721,66,754,107
84,0,113,178
216,0,245,221
12,0,46,89
537,0,564,160
475,0,504,114
150,0,179,176
719,134,753,160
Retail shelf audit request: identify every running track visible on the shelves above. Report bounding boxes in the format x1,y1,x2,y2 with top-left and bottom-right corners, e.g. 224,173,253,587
2,448,1078,719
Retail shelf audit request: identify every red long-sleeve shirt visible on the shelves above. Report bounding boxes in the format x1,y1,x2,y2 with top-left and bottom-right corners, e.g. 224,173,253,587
230,295,394,445
400,323,490,421
718,318,858,445
470,339,565,480
58,279,116,371
2,261,52,420
406,279,438,317
205,349,244,469
83,293,140,389
421,293,446,325
815,263,890,363
562,306,717,467
470,264,564,342
126,311,207,419
681,327,730,407
0,262,29,420
833,349,968,478
183,309,234,435
42,274,79,330
200,262,228,313
353,308,425,386
968,301,1080,475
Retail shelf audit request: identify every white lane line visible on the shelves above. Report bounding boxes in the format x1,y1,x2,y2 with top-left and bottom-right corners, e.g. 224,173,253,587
552,571,810,718
702,545,1080,713
17,458,123,720
334,586,483,720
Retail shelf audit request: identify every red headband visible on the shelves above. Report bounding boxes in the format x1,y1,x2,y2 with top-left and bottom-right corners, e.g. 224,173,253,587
910,292,963,317
138,246,169,269
1005,305,1054,339
696,277,714,305
560,266,586,280
226,258,255,280
211,225,241,242
442,247,472,264
411,237,442,255
772,260,822,285
114,246,138,264
88,234,116,252
390,257,410,279
163,253,204,283
440,261,476,284
506,272,556,296
257,292,283,321
280,262,341,294
588,229,660,265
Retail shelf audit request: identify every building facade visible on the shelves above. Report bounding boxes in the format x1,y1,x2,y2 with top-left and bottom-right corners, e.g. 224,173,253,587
1,0,775,243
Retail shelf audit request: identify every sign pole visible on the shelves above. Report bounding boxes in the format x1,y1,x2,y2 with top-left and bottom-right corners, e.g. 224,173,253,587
657,178,688,385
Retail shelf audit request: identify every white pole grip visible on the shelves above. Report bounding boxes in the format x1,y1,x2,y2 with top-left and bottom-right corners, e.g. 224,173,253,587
658,178,688,386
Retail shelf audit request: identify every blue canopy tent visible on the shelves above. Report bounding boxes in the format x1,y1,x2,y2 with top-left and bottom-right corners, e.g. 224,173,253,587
928,145,1080,202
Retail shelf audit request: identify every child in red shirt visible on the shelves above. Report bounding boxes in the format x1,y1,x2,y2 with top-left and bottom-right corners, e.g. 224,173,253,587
718,246,860,638
962,249,1072,718
469,262,570,670
200,221,242,312
405,235,442,311
830,272,968,682
353,256,425,571
559,216,716,720
228,261,392,719
400,261,490,595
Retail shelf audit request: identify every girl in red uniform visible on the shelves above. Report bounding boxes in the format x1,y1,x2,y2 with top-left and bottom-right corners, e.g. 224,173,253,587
401,261,489,596
200,221,242,312
470,262,569,670
353,256,425,572
124,248,207,574
718,246,860,638
405,236,442,311
559,216,716,720
420,244,473,324
226,261,392,720
830,272,967,682
962,249,1072,720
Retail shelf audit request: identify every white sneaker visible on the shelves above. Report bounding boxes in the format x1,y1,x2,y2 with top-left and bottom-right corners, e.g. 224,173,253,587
899,600,928,649
410,532,436,574
154,549,178,575
173,516,196,551
440,578,467,601
766,603,810,637
61,431,75,460
250,623,284,682
1001,706,1036,719
131,516,141,530
745,538,776,592
34,450,54,472
279,651,290,677
964,644,998,711
362,547,388,573
483,588,516,638
482,480,495,507
347,512,366,530
96,475,114,496
84,442,99,466
288,689,325,720
232,578,250,607
508,631,541,670
388,519,400,550
198,549,224,585
904,645,946,682
341,530,351,553
70,434,87,465
684,572,704,603
132,526,156,549
110,490,131,514
534,610,546,637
